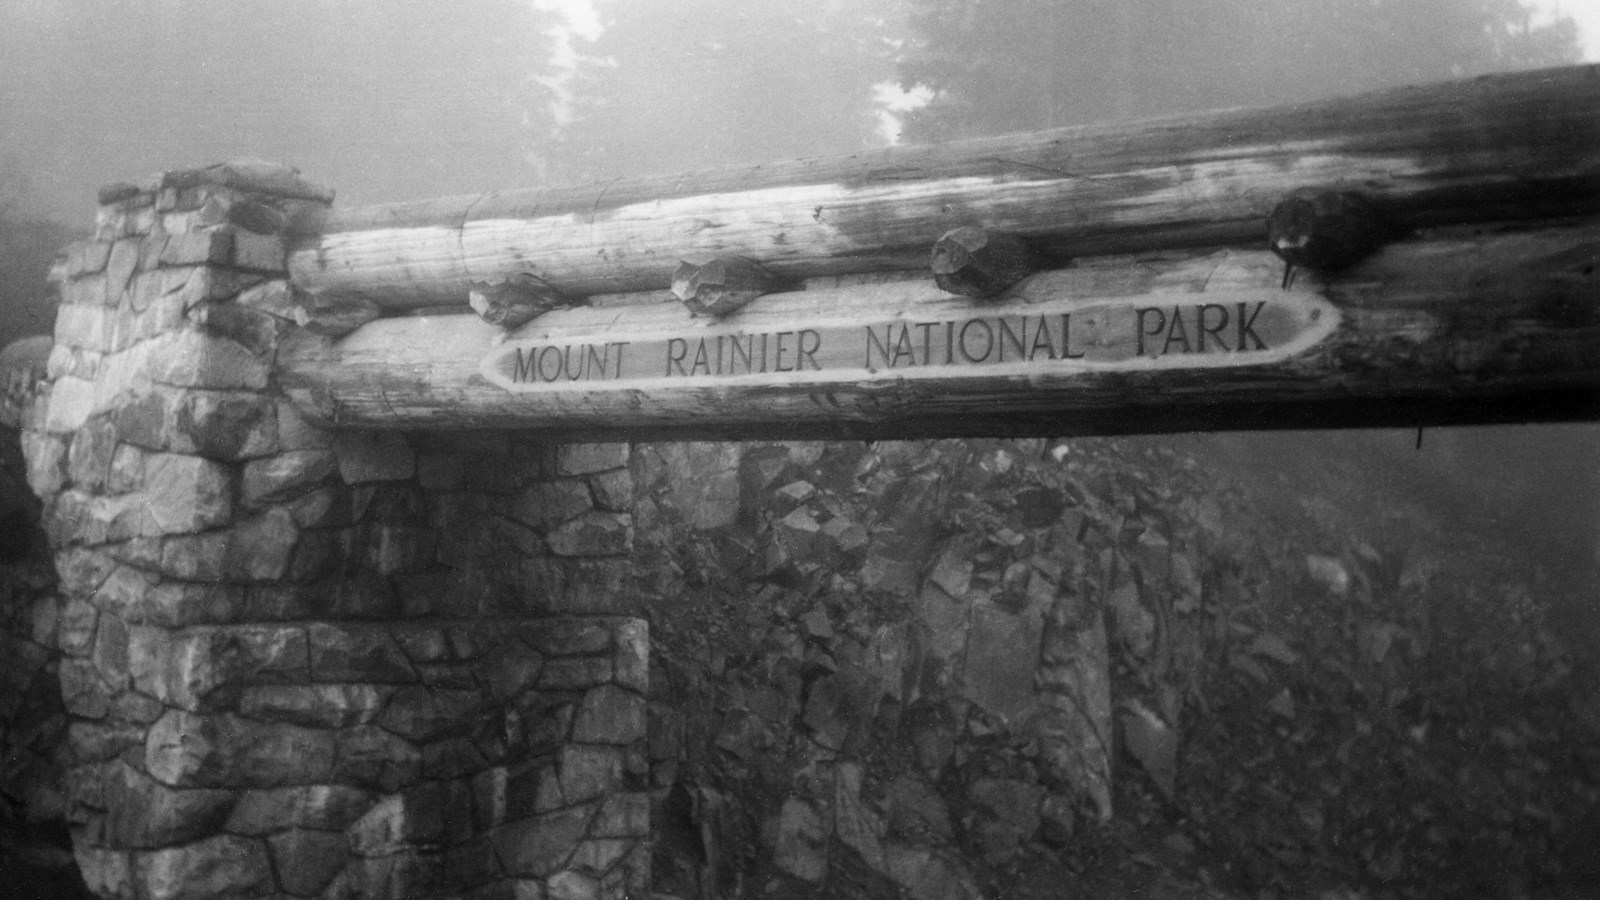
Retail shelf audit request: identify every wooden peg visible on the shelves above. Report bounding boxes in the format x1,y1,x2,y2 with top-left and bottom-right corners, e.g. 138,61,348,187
930,227,1046,299
469,273,567,329
672,255,780,316
1267,189,1393,289
292,292,381,337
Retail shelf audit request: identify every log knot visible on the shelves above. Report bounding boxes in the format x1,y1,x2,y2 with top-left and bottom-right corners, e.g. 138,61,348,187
469,273,568,329
293,292,381,337
931,227,1046,299
1268,189,1394,288
672,255,781,316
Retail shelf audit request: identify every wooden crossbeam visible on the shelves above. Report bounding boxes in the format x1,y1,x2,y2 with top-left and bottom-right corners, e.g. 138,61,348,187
286,66,1599,311
276,66,1599,437
277,221,1600,439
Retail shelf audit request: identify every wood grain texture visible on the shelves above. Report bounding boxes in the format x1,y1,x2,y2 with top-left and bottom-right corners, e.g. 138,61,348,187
287,66,1600,310
274,221,1600,441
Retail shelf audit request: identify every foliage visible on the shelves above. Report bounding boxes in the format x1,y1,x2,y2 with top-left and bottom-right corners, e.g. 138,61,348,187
547,0,904,183
0,197,70,348
896,0,1582,141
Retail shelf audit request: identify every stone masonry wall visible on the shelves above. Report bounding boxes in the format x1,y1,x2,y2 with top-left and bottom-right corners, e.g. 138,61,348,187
21,164,648,900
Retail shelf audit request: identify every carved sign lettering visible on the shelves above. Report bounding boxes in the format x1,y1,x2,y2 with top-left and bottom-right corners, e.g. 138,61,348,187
480,289,1339,393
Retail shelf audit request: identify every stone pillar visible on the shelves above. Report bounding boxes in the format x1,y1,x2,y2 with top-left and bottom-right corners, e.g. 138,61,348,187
22,164,649,900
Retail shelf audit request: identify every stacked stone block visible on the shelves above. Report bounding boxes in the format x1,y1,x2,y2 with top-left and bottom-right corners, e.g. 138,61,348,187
22,163,648,900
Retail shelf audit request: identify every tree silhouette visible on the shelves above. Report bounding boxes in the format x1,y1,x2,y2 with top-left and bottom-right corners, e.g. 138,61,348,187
896,0,1581,141
0,172,72,349
547,0,903,184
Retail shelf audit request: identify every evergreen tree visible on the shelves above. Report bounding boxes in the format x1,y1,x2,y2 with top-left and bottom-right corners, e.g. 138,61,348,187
896,0,1581,141
547,0,904,184
0,211,70,348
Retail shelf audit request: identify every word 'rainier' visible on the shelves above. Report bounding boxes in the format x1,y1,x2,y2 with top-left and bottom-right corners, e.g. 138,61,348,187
481,290,1337,391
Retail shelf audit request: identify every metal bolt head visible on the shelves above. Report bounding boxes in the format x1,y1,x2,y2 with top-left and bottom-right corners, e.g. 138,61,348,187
1268,189,1389,274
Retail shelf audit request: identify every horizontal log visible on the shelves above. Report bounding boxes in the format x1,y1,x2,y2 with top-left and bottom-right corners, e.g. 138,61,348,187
286,65,1599,310
275,221,1600,441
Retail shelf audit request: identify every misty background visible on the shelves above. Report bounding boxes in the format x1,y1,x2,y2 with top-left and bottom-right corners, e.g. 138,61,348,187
0,0,1595,573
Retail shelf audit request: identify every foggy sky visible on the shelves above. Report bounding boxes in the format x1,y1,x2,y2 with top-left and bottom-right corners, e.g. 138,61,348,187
0,0,1594,566
1,0,1593,227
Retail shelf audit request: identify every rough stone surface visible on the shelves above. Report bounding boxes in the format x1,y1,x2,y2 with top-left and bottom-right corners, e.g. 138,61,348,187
142,453,234,535
241,449,336,507
480,643,544,701
238,683,388,727
176,391,278,460
334,431,416,483
887,776,955,843
555,443,628,477
144,709,338,788
538,658,611,690
546,512,632,557
773,797,828,882
41,376,96,433
571,685,646,745
144,331,270,391
332,725,423,793
493,805,593,877
883,845,985,900
591,793,649,838
659,443,742,530
128,626,242,711
513,479,593,530
966,778,1044,865
267,828,349,895
19,179,648,900
521,620,613,657
307,624,416,683
377,685,485,741
67,418,119,490
158,508,298,583
558,746,622,805
611,620,648,693
587,469,633,512
103,763,237,849
274,398,332,451
21,430,68,496
136,834,273,900
964,602,1043,724
75,845,135,900
547,869,602,900
226,784,376,834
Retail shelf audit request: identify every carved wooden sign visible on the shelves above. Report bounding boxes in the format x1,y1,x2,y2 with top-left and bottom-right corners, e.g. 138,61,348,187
277,228,1598,439
479,289,1339,393
277,68,1597,439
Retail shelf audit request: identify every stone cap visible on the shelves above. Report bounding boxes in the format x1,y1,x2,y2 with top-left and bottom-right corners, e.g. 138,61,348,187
100,159,335,206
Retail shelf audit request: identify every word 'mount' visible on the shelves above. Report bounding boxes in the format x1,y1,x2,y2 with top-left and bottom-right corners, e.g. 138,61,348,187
481,290,1337,392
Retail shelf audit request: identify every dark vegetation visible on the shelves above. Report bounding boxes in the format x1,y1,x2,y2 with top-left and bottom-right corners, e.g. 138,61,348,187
0,202,70,349
0,418,76,899
633,433,1599,899
897,0,1579,141
0,3,1590,898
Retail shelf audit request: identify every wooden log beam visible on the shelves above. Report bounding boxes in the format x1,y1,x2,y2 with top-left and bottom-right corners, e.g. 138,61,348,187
275,220,1600,441
286,65,1599,311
